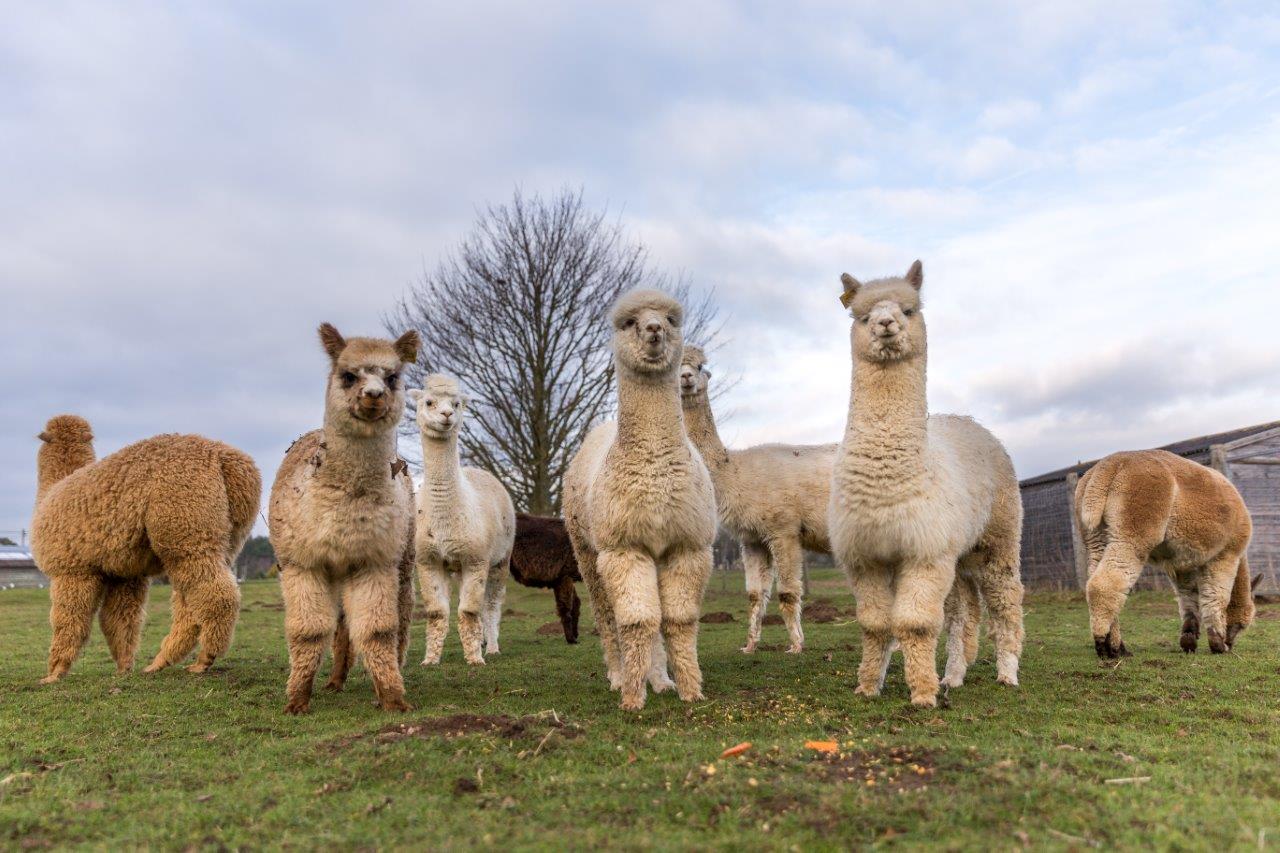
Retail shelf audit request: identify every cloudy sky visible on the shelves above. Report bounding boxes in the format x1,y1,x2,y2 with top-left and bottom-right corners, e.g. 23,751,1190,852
4,2,1280,538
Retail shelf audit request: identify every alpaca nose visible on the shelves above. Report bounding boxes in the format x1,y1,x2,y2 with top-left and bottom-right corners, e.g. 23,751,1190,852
645,321,662,336
877,317,896,331
363,387,384,399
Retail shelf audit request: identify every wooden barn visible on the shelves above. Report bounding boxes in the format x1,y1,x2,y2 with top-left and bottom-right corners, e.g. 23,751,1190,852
1018,420,1280,593
0,544,47,589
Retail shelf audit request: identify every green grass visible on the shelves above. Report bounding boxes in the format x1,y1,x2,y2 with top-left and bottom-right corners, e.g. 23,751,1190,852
2,570,1278,851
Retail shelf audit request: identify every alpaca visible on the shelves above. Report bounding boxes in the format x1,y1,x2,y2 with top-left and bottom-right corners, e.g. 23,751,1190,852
509,513,583,644
562,289,717,711
679,345,836,654
1075,449,1256,658
410,374,516,666
30,415,259,683
828,261,1025,707
269,323,419,714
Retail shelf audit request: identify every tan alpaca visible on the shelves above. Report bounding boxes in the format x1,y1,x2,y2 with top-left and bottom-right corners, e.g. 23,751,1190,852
563,290,717,711
679,345,834,653
30,415,259,682
410,374,516,666
1076,449,1256,658
269,324,419,714
828,262,1025,707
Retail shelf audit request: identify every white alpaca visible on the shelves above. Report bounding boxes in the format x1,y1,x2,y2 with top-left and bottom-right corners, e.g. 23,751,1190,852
828,261,1025,708
679,345,835,654
562,289,717,711
410,375,516,666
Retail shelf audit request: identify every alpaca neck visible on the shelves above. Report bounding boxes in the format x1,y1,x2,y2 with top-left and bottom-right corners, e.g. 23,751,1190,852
420,432,464,519
319,414,398,493
35,444,95,506
845,352,929,482
682,393,730,471
616,368,686,450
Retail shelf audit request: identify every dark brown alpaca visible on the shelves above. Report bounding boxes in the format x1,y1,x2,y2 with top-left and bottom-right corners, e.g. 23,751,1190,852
509,514,582,643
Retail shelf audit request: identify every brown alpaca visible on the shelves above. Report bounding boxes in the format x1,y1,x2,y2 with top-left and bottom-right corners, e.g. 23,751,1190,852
509,514,583,644
1076,449,1256,658
30,415,260,683
269,323,419,714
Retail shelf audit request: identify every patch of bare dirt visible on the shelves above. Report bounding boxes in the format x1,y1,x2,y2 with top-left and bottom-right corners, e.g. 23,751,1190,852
536,621,563,635
761,614,784,626
810,746,938,792
329,713,581,752
700,611,735,624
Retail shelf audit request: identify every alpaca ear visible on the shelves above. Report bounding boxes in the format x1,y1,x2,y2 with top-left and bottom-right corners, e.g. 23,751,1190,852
905,260,923,290
37,431,51,443
839,273,861,308
393,330,420,364
318,323,346,361
406,389,424,404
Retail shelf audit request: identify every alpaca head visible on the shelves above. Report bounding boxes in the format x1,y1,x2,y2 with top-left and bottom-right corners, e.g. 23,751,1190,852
408,374,467,441
839,260,926,364
318,322,419,437
38,414,94,447
36,414,96,495
679,345,710,403
610,289,684,378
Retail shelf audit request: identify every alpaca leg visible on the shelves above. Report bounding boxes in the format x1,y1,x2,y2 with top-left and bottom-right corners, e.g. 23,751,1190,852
344,568,412,712
848,563,894,697
1085,542,1144,658
396,547,415,666
482,561,507,655
577,546,622,688
597,549,661,711
42,574,106,683
975,559,1025,686
418,561,450,666
892,560,955,708
1172,572,1201,653
940,575,973,688
1225,555,1256,649
740,542,771,654
553,576,580,644
99,577,149,674
281,566,338,715
963,574,982,665
658,546,712,703
173,560,241,673
145,587,200,672
456,562,488,665
323,610,353,691
1198,553,1241,654
770,537,805,654
647,633,676,693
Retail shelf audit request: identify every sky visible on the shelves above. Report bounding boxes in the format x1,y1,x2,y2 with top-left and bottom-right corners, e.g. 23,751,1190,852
3,1,1280,539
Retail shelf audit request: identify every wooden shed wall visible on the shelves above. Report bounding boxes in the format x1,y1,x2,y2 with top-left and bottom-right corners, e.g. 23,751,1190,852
1226,431,1280,593
1018,480,1078,589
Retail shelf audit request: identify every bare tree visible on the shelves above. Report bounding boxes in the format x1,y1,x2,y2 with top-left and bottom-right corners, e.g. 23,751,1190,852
386,188,720,515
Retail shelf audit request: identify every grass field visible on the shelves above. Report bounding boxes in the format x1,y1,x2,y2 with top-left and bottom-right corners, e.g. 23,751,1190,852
2,569,1278,850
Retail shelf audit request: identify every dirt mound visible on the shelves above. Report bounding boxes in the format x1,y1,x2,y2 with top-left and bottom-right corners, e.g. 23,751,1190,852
330,712,579,752
812,746,937,792
699,611,735,624
536,621,563,635
762,614,784,626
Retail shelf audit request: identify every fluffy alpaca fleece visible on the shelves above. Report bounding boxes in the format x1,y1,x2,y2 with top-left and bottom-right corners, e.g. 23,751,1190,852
1076,449,1256,658
828,262,1025,707
410,374,516,666
30,415,259,683
269,324,419,714
563,289,717,710
679,345,835,654
509,513,583,644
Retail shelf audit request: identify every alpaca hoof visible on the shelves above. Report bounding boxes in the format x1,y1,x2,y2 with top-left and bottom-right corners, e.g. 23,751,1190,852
1093,636,1120,659
649,677,676,694
486,647,501,656
142,660,167,674
283,700,310,715
1180,632,1198,653
379,697,413,713
853,684,881,698
996,674,1019,687
1116,643,1132,657
678,689,705,703
785,644,804,655
465,657,486,666
420,658,440,667
38,674,63,685
186,662,211,674
619,697,646,712
940,675,964,688
1207,630,1228,654
910,695,938,708
740,642,757,654
322,681,344,693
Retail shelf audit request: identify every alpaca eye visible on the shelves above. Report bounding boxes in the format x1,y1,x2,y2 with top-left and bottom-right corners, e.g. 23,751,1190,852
903,309,915,317
426,399,435,407
859,316,869,325
340,371,358,387
624,318,636,328
386,373,399,389
667,314,677,326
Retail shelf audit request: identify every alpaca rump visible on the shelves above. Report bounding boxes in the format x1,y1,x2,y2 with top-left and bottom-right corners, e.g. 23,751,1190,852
680,345,836,654
509,513,583,644
269,323,419,714
827,262,1025,708
30,415,260,683
563,289,717,711
1076,449,1256,658
410,374,516,666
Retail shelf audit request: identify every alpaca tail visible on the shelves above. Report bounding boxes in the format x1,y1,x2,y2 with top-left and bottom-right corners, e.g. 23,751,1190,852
220,448,263,559
1076,456,1120,532
1226,553,1259,628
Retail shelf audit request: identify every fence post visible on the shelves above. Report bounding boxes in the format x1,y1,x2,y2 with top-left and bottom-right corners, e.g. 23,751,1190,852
1065,473,1089,590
